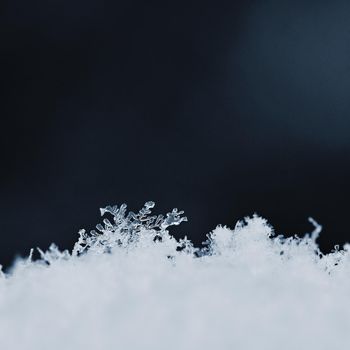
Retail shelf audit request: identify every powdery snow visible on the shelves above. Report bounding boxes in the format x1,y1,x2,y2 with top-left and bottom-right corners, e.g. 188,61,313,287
0,203,348,350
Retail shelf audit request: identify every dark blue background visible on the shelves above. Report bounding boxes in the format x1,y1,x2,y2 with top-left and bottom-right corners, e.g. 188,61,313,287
1,0,350,267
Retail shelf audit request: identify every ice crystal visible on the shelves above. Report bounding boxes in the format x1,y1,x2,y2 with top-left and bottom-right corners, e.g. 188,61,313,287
37,244,70,265
73,201,187,255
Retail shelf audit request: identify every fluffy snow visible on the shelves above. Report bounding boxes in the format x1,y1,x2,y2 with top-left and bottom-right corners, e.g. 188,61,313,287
0,203,349,350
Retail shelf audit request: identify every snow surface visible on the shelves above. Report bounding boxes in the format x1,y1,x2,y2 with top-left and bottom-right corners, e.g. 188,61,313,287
0,203,349,350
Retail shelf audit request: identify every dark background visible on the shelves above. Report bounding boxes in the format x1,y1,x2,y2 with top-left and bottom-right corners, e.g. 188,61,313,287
1,0,350,267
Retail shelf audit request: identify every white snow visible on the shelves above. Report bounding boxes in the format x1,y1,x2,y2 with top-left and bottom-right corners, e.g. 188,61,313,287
0,203,349,350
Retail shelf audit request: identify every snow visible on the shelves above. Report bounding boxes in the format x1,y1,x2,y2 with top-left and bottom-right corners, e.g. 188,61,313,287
0,203,349,350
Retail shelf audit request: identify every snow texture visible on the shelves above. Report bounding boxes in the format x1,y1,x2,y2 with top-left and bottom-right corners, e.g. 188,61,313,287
0,202,349,350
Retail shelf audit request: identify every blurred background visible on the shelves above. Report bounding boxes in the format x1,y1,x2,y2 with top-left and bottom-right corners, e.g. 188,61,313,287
1,0,350,267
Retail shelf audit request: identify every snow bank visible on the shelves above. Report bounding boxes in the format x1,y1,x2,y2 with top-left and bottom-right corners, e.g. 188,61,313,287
0,202,349,350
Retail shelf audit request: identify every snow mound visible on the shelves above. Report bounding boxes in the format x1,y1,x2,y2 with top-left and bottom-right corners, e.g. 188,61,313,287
0,202,349,350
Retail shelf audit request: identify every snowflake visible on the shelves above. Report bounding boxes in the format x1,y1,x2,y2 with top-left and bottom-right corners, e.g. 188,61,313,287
73,201,187,255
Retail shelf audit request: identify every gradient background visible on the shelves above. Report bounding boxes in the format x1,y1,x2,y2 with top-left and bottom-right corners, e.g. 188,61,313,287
1,0,350,267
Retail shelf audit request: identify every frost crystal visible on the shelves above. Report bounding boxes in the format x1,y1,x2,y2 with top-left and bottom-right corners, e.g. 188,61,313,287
73,201,187,255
